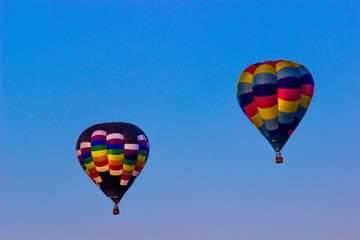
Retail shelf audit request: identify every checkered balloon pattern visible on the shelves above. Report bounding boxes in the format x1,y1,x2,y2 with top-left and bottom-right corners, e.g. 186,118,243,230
76,122,150,204
236,60,314,152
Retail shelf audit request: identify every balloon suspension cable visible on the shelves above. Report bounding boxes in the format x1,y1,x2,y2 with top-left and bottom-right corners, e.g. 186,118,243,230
275,151,283,164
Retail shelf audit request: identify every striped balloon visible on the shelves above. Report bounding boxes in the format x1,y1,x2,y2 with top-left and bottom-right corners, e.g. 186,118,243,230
236,60,314,162
76,122,149,213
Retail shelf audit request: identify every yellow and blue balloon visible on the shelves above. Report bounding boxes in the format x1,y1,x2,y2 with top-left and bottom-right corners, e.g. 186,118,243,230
236,60,314,163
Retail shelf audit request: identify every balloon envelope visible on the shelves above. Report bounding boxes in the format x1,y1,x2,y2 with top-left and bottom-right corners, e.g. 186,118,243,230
76,122,150,206
236,60,314,154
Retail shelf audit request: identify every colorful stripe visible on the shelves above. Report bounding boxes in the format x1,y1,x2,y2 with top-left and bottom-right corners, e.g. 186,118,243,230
107,133,125,176
91,130,109,172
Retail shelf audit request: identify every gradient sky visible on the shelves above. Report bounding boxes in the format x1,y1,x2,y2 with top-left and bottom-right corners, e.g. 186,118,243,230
1,1,360,240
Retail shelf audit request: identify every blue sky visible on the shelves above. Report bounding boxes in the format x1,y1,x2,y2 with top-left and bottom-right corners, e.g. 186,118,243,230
1,1,360,239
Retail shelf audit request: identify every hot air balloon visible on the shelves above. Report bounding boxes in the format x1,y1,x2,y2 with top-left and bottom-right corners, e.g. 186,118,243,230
236,60,314,163
76,122,150,215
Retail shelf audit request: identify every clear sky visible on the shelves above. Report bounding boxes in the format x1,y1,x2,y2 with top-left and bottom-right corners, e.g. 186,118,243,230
1,1,359,240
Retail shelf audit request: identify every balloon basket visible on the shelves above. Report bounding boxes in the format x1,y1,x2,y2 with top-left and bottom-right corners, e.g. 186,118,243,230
113,206,119,215
275,152,283,164
275,156,283,164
